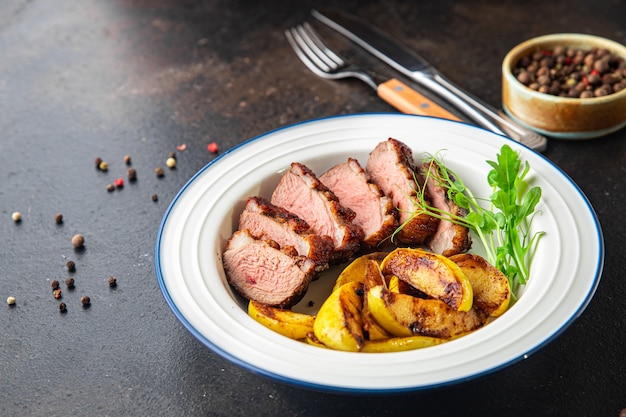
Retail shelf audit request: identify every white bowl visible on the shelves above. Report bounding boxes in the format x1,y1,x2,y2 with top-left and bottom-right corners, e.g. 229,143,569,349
155,114,603,392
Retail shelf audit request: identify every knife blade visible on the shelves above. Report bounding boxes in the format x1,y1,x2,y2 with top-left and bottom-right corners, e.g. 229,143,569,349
286,22,461,120
312,8,548,152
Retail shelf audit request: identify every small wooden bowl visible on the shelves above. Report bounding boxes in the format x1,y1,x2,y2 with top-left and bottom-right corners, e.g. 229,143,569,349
502,33,626,139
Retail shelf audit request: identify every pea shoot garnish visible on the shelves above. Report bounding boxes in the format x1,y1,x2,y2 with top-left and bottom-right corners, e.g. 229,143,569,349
405,144,544,299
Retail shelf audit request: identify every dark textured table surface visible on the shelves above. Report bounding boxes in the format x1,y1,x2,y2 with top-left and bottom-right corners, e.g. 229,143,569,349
1,1,625,416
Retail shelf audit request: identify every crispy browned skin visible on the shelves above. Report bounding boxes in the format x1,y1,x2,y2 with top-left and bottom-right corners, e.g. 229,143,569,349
320,158,397,248
271,162,363,263
366,138,439,245
239,196,334,272
419,161,472,256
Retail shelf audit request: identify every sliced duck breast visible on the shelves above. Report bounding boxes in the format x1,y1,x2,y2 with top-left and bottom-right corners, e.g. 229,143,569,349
319,158,396,248
271,162,364,262
238,196,334,272
419,160,472,256
366,138,439,245
222,229,315,308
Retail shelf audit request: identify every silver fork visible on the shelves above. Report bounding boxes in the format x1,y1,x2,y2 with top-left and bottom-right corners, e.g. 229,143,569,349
285,22,378,90
284,22,462,121
286,23,548,152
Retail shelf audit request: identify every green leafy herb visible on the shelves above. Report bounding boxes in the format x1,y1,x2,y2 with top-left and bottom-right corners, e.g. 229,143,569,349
406,144,544,299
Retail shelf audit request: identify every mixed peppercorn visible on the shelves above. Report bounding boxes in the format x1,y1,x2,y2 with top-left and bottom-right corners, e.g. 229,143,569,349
513,46,626,98
7,141,219,314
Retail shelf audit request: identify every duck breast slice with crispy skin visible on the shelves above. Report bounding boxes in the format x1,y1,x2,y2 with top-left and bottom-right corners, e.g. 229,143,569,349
222,229,316,308
418,160,472,256
271,162,363,262
319,158,397,248
238,196,334,272
366,138,439,245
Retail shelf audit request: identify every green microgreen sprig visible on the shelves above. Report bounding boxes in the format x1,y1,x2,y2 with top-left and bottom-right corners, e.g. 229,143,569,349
406,144,544,299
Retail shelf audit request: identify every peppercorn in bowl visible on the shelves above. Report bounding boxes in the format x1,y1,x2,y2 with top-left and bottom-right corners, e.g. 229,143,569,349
502,33,626,139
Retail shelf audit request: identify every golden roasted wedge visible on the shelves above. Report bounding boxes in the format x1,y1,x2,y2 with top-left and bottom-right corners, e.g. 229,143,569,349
305,333,327,348
332,252,388,292
380,248,473,312
313,280,365,351
450,253,511,317
387,274,424,295
388,275,400,293
248,300,315,340
361,260,392,340
365,321,393,341
367,285,487,338
361,335,445,352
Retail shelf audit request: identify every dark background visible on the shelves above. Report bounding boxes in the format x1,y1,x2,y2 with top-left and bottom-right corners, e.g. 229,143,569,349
1,0,624,415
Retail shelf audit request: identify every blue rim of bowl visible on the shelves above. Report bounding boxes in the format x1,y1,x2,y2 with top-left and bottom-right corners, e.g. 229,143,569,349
154,113,604,393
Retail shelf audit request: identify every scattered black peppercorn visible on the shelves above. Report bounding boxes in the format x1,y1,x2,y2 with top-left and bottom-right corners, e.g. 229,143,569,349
106,183,115,192
54,213,63,224
151,194,158,202
66,260,76,272
308,300,315,307
94,157,103,169
108,276,117,288
155,167,165,177
124,155,131,165
65,277,75,289
80,295,90,307
51,280,60,290
168,151,176,159
127,168,137,182
59,302,67,313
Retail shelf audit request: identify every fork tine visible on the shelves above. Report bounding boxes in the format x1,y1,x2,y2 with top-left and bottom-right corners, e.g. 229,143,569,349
299,22,344,68
286,27,332,72
285,28,331,75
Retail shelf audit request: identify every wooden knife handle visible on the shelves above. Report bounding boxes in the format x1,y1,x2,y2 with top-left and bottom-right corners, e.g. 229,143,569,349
377,78,461,121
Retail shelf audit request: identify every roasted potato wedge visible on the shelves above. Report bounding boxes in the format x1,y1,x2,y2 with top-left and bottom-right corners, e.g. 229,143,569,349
380,248,473,312
248,300,315,340
304,333,327,348
367,285,487,338
387,275,400,293
387,274,426,296
450,253,511,317
332,252,388,292
361,335,445,353
361,260,393,340
313,280,365,352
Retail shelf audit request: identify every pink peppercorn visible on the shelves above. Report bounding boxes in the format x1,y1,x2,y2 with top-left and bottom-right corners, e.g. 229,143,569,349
207,142,219,153
114,178,124,188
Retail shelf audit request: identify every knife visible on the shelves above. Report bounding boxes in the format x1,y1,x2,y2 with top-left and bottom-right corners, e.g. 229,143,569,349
286,23,462,121
312,9,548,152
376,78,462,120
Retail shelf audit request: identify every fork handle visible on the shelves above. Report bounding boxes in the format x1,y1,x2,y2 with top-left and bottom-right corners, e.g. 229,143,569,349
377,78,461,121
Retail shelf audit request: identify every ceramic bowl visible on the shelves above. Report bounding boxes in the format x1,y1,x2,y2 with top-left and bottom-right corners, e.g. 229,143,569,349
155,114,603,392
502,33,626,139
